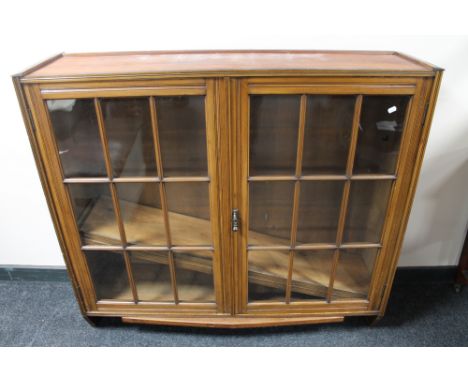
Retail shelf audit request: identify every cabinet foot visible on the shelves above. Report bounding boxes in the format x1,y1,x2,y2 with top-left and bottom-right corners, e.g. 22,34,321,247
85,315,103,327
369,315,383,326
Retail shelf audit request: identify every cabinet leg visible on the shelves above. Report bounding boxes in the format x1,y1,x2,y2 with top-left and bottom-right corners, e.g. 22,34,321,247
369,315,383,326
84,315,102,327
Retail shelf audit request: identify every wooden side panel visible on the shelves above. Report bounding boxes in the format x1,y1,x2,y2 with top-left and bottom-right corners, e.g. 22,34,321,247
13,77,92,320
371,72,443,315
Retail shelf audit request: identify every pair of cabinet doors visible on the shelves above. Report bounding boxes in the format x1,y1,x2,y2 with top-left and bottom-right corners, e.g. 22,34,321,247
25,76,430,318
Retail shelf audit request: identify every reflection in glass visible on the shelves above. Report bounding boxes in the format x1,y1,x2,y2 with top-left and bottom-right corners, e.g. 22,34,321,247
248,250,289,302
47,99,106,177
165,182,212,245
302,96,355,174
174,251,215,302
354,96,409,174
84,251,132,300
101,98,157,177
343,180,393,243
332,248,379,300
249,181,294,245
129,251,173,302
157,96,207,176
296,181,344,244
68,183,120,246
290,250,335,301
116,183,166,246
250,95,300,176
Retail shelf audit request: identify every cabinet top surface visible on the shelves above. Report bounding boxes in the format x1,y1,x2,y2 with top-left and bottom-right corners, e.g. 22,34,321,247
20,50,438,80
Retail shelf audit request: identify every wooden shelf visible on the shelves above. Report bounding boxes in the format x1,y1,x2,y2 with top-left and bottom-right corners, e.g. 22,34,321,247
81,196,372,300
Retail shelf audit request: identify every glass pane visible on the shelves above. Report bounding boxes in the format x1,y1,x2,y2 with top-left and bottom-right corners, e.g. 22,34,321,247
116,183,166,246
174,251,215,302
129,251,173,302
47,99,106,177
249,181,294,246
165,182,212,245
302,96,355,174
296,181,344,244
101,98,157,177
84,251,132,300
343,180,393,243
250,95,300,176
68,183,120,246
332,248,378,300
290,250,335,301
248,250,289,302
354,96,410,174
157,96,207,176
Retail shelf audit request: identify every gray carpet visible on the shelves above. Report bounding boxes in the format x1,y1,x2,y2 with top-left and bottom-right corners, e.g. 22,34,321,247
0,279,467,346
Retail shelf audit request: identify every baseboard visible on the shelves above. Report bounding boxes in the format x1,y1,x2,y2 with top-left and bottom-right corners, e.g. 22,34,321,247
0,266,68,282
0,265,458,284
393,266,457,284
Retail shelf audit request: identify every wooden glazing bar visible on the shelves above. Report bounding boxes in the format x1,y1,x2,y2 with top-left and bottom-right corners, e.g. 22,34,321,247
248,175,297,181
326,183,351,302
351,174,397,181
108,184,128,245
94,99,114,179
149,96,164,179
126,245,169,251
162,176,211,183
340,243,382,249
113,177,160,183
95,98,138,303
81,245,123,251
249,175,349,182
149,96,179,304
248,174,397,182
286,95,307,303
295,243,338,250
327,95,363,302
171,246,215,252
248,245,292,251
123,250,139,303
62,176,214,184
345,95,363,177
63,178,110,184
301,175,348,181
168,250,179,304
160,182,179,304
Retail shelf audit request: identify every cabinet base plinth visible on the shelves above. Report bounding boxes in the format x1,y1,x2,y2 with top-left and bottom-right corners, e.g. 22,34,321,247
121,315,344,328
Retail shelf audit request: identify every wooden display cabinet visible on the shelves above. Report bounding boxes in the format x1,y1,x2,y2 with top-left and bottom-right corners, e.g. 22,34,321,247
13,51,442,328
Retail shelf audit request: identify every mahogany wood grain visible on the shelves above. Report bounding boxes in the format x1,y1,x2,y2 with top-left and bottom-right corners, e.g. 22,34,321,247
121,314,344,328
24,51,435,81
14,51,443,328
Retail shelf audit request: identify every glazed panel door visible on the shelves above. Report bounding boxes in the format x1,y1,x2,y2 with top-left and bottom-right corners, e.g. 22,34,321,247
237,78,422,313
34,80,227,312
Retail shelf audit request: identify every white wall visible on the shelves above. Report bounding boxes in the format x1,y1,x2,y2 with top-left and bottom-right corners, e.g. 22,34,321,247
0,1,467,266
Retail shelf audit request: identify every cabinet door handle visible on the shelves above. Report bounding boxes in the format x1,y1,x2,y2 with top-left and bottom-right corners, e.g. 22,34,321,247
232,209,239,232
